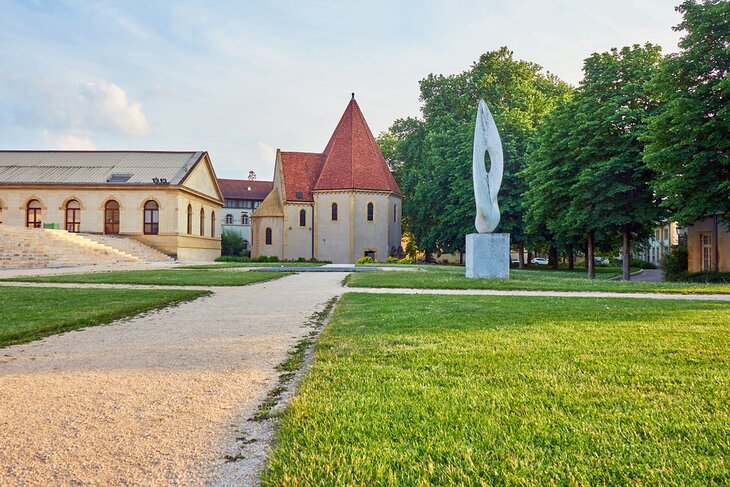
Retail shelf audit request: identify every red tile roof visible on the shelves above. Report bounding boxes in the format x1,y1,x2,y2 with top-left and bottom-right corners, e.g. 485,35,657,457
217,178,273,200
277,97,401,202
315,98,401,195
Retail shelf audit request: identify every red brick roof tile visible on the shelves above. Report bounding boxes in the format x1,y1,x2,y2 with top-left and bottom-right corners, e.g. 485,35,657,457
217,178,273,200
280,152,323,202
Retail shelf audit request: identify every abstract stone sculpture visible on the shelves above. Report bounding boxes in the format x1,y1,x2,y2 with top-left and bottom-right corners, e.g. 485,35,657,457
472,99,503,233
466,100,509,279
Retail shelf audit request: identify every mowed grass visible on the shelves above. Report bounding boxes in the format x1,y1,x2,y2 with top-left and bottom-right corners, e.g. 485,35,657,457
0,286,207,347
347,266,730,294
264,293,730,485
3,269,291,286
180,262,326,269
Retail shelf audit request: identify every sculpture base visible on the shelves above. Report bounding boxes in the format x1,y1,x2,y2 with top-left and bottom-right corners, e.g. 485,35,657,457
465,233,510,279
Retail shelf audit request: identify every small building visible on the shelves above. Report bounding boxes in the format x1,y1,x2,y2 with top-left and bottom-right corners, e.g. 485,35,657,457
0,151,224,261
687,214,729,272
218,178,273,250
251,96,402,263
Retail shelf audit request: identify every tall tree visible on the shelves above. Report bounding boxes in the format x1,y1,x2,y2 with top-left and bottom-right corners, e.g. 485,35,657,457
644,0,730,229
567,44,665,280
379,48,571,257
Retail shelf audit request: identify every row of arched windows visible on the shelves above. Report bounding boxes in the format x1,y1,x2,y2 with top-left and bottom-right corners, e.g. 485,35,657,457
186,204,216,238
296,202,398,224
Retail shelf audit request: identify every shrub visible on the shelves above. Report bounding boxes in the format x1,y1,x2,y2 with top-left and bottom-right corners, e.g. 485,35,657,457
631,258,657,269
386,257,399,263
268,255,280,262
257,255,270,262
215,255,253,262
357,256,375,264
221,230,244,256
681,271,730,283
297,257,307,262
398,257,415,265
662,244,689,281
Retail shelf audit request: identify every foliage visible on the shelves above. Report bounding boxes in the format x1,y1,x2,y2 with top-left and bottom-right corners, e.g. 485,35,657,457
257,255,270,262
357,256,375,264
0,287,207,348
221,230,245,256
263,293,730,485
397,257,415,264
379,48,571,255
216,255,253,262
386,257,399,263
644,0,730,226
662,243,690,281
268,255,280,262
680,271,730,283
346,265,730,294
6,270,291,287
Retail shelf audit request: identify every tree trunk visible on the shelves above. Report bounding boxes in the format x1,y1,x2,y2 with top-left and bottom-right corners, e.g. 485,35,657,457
568,247,575,270
518,242,525,269
587,232,596,279
549,245,559,270
622,229,631,281
459,252,464,265
527,250,532,267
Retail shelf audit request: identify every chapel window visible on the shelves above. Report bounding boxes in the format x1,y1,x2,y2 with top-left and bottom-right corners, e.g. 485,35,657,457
200,208,206,236
367,202,374,222
331,203,338,221
65,199,81,233
299,209,306,227
265,227,272,245
144,200,159,235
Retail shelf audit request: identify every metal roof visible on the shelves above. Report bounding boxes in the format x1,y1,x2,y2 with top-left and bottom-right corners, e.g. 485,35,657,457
0,151,205,185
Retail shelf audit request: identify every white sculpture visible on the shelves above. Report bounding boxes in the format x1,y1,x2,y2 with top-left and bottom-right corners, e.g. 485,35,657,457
472,99,503,233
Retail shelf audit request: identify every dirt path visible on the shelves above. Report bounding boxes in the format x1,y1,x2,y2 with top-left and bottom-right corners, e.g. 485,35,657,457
0,272,346,486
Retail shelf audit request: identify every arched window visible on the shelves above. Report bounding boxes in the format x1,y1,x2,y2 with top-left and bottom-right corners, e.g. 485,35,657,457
393,204,397,223
26,199,42,228
187,204,193,234
200,208,205,236
105,200,120,234
367,202,374,222
65,199,81,233
225,214,233,225
299,209,306,227
143,200,159,235
265,227,272,245
331,202,338,221
241,213,249,225
210,211,216,238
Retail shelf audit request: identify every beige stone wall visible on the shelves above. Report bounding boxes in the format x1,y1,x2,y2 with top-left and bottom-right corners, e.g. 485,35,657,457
687,217,729,272
251,216,284,259
388,195,402,256
353,192,391,262
314,191,351,264
0,186,221,261
283,203,313,260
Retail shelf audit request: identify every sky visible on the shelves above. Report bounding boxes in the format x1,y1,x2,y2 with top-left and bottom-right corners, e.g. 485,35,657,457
0,0,685,181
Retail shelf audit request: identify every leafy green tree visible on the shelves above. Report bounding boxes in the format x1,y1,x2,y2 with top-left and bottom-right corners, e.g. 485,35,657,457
379,48,571,257
567,44,665,279
644,0,729,228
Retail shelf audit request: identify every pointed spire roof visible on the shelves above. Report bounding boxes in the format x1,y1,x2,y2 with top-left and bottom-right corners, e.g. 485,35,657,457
314,97,401,195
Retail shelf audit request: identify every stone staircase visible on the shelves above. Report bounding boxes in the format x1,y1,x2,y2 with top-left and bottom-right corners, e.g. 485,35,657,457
0,225,174,268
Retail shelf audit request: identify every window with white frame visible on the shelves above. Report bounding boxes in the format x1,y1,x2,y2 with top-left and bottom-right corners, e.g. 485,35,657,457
225,214,233,225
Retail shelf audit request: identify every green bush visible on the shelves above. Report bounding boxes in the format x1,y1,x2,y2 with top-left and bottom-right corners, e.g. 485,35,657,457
268,255,280,262
386,257,399,263
681,271,730,283
297,257,307,262
257,255,270,262
357,256,375,264
662,244,689,281
215,255,253,262
397,257,415,264
221,230,244,256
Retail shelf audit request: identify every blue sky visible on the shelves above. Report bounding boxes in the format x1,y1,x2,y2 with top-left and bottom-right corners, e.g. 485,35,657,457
1,1,683,180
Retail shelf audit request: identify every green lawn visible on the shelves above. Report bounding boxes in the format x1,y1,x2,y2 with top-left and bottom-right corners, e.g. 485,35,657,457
347,266,730,294
0,286,207,347
179,262,325,269
3,269,291,287
264,293,730,485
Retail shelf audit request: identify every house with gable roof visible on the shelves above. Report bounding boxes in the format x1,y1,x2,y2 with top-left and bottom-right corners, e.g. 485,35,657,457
251,95,402,263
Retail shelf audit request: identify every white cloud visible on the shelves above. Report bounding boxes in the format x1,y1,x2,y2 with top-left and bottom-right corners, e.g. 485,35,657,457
79,80,150,137
257,142,276,168
41,130,96,150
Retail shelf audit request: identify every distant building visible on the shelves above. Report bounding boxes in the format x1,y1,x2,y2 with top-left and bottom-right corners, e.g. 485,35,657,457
251,96,402,263
638,222,680,266
217,178,273,250
0,151,223,261
687,214,728,272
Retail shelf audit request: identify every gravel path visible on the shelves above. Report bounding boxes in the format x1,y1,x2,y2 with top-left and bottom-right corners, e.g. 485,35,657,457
0,272,346,486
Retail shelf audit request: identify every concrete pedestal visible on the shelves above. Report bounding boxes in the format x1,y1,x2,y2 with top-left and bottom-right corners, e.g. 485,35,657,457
465,233,510,279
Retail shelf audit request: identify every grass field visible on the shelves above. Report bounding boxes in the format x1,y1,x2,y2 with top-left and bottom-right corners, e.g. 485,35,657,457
180,262,326,269
347,266,730,294
3,269,291,287
0,286,207,347
263,293,730,485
